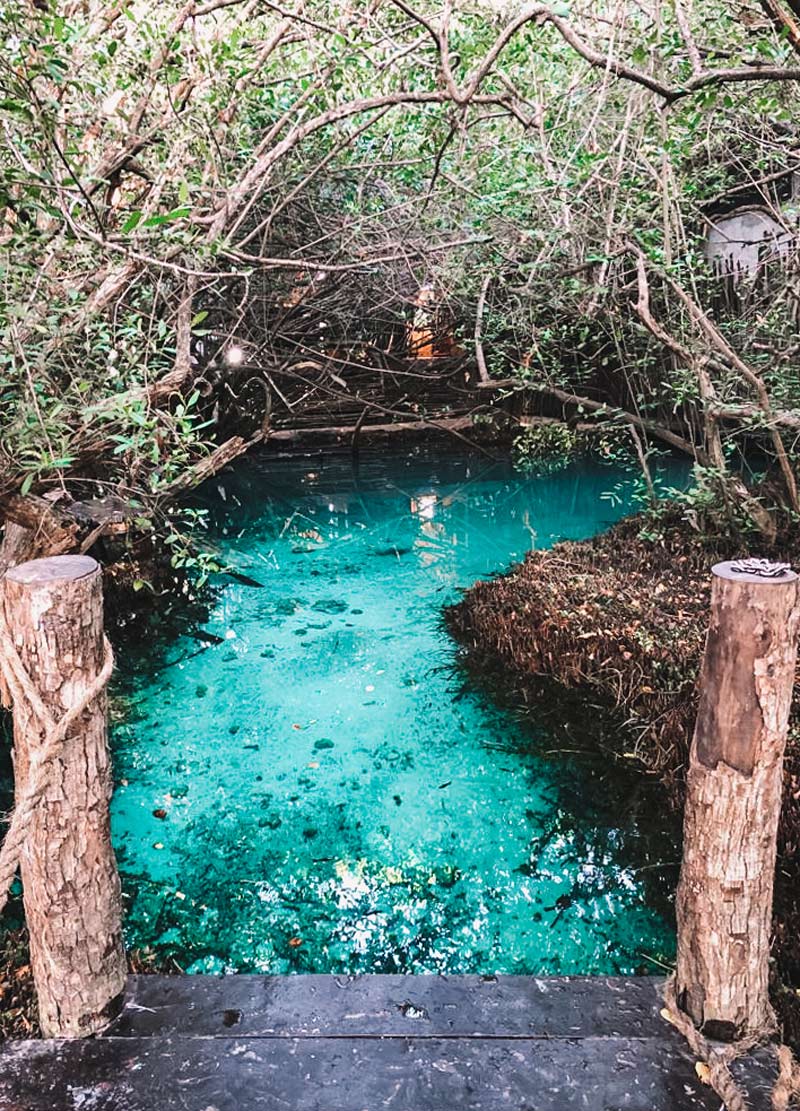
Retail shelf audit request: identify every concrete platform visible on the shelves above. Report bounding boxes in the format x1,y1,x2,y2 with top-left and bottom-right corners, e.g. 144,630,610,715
0,975,777,1110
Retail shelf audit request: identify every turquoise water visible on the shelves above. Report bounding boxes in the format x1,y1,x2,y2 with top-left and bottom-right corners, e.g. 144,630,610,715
111,449,678,975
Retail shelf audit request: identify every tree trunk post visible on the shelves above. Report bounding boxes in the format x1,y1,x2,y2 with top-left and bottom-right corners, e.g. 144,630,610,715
675,558,799,1041
1,555,126,1037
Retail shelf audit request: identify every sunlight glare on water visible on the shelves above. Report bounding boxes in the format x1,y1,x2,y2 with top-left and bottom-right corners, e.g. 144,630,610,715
111,448,677,976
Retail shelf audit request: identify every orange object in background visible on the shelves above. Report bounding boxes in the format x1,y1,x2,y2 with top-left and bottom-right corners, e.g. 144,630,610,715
407,285,462,359
408,286,437,358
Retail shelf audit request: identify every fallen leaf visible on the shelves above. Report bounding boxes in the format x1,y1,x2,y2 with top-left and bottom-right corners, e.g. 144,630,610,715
695,1062,711,1085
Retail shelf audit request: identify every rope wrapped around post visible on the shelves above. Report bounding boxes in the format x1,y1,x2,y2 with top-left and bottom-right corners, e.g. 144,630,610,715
662,976,800,1111
0,612,114,915
1,553,126,1037
663,557,800,1110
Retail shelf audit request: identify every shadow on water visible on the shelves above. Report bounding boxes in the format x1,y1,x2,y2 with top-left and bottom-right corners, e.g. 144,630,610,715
451,658,683,941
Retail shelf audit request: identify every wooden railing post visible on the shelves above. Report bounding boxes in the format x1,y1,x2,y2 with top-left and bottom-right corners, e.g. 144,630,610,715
1,555,126,1037
675,558,799,1040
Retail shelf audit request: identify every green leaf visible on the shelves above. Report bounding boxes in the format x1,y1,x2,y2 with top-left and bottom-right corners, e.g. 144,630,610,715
122,210,143,233
142,206,192,228
0,99,34,123
20,473,34,495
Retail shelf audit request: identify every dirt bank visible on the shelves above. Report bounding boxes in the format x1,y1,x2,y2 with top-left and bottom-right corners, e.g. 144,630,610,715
445,507,800,1035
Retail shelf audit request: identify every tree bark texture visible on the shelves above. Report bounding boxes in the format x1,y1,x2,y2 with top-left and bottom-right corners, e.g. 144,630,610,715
0,521,39,577
675,561,800,1040
0,494,81,576
1,555,126,1037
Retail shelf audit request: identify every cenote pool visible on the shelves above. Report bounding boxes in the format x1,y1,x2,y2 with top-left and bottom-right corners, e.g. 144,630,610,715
111,448,680,976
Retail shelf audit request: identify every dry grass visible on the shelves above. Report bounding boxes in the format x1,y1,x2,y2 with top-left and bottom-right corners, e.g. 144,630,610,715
0,927,38,1039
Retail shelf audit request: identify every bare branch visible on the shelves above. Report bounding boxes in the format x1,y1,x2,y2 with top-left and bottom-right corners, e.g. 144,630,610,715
757,0,800,58
674,1,705,75
474,274,492,385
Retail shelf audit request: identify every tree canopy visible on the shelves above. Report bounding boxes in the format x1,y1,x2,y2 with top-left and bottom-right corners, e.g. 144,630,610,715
3,0,800,554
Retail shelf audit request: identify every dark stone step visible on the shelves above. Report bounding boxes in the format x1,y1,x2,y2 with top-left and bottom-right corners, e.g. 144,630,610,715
1,1033,726,1111
0,975,778,1111
107,974,670,1039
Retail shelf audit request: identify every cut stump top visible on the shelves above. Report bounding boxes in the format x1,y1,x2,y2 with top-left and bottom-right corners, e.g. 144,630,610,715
4,555,100,586
712,560,797,585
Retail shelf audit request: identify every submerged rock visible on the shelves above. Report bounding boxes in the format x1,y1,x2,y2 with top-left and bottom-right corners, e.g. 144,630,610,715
312,599,349,614
185,955,227,975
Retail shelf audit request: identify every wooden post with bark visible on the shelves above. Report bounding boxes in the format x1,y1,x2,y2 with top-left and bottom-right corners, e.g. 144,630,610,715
675,558,799,1041
1,555,126,1037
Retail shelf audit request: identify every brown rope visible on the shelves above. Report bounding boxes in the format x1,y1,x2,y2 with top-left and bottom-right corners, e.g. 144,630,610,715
774,1046,800,1111
0,609,113,916
662,976,800,1110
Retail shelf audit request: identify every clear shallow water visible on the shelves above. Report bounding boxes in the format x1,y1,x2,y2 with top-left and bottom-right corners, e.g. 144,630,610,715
112,449,678,975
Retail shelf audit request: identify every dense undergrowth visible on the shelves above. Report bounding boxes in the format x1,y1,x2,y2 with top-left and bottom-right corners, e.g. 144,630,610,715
5,0,800,551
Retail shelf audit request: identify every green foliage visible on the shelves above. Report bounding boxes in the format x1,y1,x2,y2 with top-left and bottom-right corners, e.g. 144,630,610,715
512,422,582,476
162,508,228,586
2,0,800,545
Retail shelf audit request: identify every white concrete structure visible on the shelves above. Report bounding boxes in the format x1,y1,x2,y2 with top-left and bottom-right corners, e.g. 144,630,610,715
705,206,795,279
